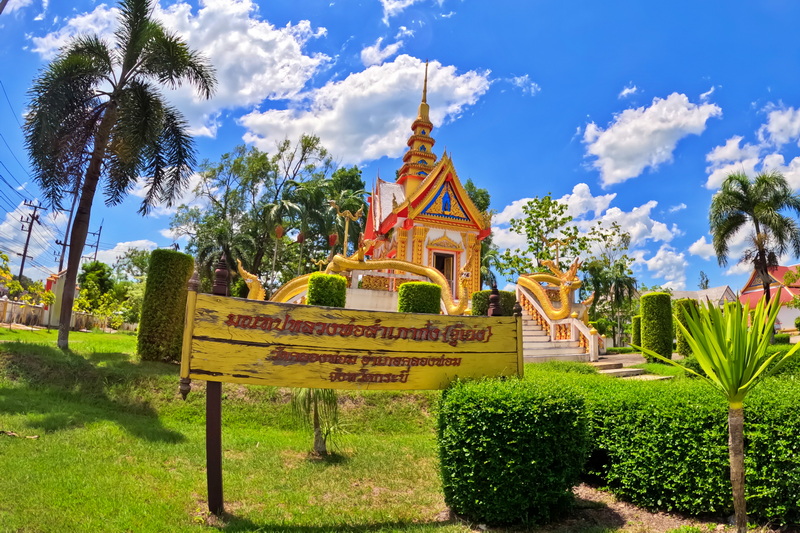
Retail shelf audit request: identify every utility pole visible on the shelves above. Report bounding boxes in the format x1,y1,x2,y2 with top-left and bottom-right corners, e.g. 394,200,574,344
18,201,45,280
84,219,103,262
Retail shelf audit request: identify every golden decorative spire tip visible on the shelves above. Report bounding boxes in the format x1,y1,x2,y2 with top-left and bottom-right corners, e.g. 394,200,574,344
422,60,428,104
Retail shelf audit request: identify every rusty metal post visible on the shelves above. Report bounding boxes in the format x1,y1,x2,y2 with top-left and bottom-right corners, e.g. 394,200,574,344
487,282,502,316
207,255,228,515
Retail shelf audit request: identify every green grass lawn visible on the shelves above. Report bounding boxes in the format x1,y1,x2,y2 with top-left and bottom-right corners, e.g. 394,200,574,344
0,329,459,532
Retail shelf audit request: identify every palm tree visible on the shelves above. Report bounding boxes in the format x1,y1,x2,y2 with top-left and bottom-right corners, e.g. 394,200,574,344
710,171,800,304
24,0,215,349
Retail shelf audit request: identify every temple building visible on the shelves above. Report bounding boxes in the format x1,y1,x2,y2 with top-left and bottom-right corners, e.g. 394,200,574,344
362,64,491,298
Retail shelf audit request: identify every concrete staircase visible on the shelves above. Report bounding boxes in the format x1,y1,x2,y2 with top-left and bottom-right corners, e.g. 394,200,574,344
588,360,674,380
521,315,590,363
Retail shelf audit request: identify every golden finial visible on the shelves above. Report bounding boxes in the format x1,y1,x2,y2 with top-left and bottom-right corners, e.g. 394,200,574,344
422,59,428,104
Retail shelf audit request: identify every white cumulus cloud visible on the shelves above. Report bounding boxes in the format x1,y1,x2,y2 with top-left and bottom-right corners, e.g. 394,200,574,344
584,93,722,187
618,84,638,99
636,245,688,289
94,240,158,267
380,0,424,24
239,55,491,165
360,37,404,66
758,106,800,147
688,236,715,260
509,74,540,96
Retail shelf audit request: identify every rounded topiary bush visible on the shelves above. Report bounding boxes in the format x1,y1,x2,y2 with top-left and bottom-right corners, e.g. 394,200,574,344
306,272,347,307
438,378,589,526
640,292,673,362
674,298,697,356
398,282,441,314
631,314,642,347
138,249,195,362
470,290,516,316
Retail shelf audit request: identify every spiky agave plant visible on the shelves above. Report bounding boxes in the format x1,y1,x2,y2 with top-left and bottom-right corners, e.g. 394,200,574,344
635,297,800,533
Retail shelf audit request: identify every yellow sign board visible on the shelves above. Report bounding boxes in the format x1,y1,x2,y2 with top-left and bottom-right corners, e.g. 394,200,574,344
181,294,522,390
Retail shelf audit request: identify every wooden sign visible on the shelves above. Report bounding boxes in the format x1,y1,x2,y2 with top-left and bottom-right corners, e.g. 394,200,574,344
181,294,522,390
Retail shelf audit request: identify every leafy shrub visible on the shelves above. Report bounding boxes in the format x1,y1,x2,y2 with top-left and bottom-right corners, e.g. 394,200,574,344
631,315,641,347
773,333,790,345
520,366,800,525
471,290,516,316
640,292,672,361
673,299,697,356
438,378,589,526
678,355,704,378
606,346,637,354
398,282,441,314
306,272,347,308
536,361,598,374
795,315,800,330
137,249,194,362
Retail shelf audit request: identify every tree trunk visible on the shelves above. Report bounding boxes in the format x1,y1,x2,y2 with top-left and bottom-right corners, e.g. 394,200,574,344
728,405,747,533
312,391,327,455
57,106,117,349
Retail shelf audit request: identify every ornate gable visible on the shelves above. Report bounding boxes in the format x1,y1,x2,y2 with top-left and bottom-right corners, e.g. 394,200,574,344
420,181,470,222
428,235,463,250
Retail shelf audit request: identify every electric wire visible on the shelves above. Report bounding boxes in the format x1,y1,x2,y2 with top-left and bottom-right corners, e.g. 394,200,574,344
0,80,23,129
0,134,30,182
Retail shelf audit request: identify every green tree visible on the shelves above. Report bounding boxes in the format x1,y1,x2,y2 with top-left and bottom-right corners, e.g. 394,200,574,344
171,139,333,290
78,261,115,300
25,0,216,349
581,222,637,345
698,270,710,290
496,193,587,281
114,248,151,280
710,171,800,304
463,178,497,289
637,298,800,533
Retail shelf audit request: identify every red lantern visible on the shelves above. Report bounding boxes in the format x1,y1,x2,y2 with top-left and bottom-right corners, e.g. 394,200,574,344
328,233,338,248
275,224,284,239
296,231,305,244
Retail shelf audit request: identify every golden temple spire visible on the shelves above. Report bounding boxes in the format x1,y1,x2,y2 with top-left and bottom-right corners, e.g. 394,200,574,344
417,60,430,122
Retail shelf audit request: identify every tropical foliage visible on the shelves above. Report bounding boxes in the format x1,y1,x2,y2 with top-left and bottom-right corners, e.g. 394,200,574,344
710,171,800,304
636,297,800,533
24,0,216,348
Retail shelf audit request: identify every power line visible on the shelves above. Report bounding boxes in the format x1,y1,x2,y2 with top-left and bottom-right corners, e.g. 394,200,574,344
0,159,26,191
0,134,31,181
0,80,22,129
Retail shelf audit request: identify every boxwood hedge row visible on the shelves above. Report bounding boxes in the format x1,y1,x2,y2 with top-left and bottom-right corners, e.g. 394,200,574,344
520,366,800,525
306,272,347,308
398,281,441,314
438,378,589,526
640,292,673,361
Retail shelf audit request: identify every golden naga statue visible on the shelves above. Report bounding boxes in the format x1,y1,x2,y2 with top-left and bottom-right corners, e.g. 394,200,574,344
516,258,584,320
269,236,475,315
236,259,266,301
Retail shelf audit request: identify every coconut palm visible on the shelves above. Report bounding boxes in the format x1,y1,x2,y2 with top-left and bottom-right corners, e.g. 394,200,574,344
636,297,800,533
710,171,800,304
24,0,215,349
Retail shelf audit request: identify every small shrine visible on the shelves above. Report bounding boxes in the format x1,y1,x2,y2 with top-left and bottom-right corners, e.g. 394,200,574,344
361,62,491,298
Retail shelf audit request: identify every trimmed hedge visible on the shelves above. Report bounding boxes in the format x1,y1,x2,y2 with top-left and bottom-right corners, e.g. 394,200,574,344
470,290,516,316
631,315,641,347
522,365,800,525
398,282,441,314
606,346,637,354
640,292,673,361
438,378,589,526
773,333,790,345
306,272,347,307
673,299,697,356
138,249,195,362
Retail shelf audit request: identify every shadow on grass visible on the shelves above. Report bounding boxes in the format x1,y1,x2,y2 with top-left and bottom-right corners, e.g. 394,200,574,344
0,342,185,443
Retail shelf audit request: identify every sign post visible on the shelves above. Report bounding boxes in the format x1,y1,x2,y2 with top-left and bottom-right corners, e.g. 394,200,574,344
179,262,523,514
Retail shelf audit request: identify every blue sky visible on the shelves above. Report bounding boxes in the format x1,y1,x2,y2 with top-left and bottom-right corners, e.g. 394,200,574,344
3,0,800,293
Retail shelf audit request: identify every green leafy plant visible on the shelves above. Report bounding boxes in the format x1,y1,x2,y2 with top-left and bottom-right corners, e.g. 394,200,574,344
398,282,441,314
674,298,697,356
640,292,672,361
634,297,800,533
137,249,195,362
295,272,345,456
438,378,589,526
306,272,347,308
630,314,641,347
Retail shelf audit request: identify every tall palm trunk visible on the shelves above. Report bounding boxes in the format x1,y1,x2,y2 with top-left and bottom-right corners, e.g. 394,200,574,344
58,107,117,349
728,405,747,533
